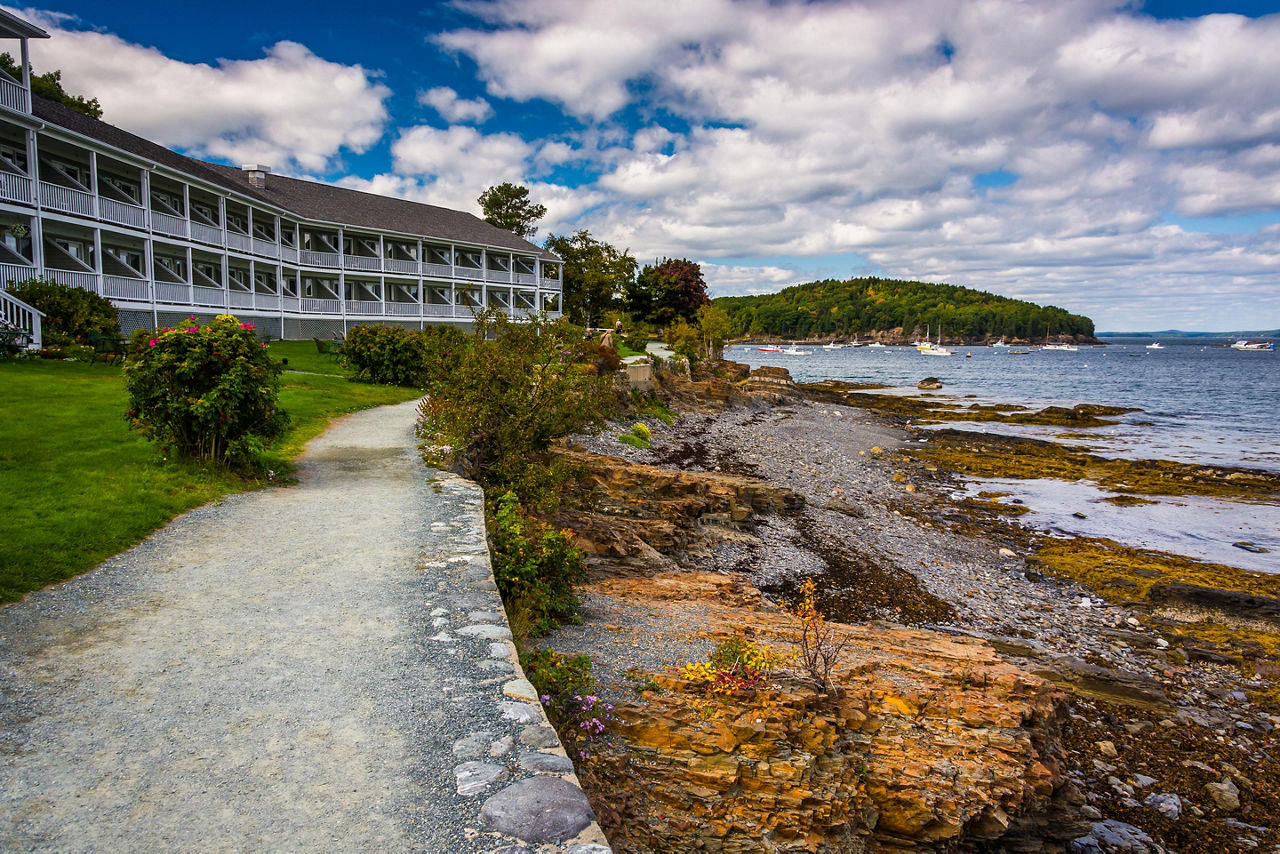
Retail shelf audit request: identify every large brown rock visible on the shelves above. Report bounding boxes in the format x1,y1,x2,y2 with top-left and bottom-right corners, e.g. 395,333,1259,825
556,450,803,561
582,572,1083,853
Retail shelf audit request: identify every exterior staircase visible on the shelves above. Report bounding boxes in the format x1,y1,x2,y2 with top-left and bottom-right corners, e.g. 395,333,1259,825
0,284,43,349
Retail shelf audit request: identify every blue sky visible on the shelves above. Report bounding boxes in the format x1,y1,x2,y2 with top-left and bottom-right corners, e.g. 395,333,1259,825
15,0,1280,331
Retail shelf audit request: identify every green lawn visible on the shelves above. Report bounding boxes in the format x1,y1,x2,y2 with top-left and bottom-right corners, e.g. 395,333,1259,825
0,358,420,604
268,339,351,377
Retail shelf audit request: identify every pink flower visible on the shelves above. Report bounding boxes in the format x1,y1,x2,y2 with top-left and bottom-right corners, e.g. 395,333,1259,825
148,339,157,347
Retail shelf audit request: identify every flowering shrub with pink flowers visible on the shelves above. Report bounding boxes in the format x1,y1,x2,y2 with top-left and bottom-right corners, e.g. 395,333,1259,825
123,314,288,473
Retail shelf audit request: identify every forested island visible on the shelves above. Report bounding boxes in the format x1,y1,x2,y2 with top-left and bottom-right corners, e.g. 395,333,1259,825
715,277,1096,343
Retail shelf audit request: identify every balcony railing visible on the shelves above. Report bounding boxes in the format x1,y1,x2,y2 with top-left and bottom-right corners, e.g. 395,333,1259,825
280,246,299,263
386,302,421,316
300,249,340,267
540,275,561,287
455,266,485,281
384,258,418,274
40,182,95,216
190,222,223,245
0,171,32,204
424,303,454,317
485,269,512,283
45,268,99,292
0,262,37,286
423,262,453,278
228,290,254,308
151,212,188,239
301,297,341,313
0,76,27,112
225,232,251,252
193,285,226,307
514,272,536,286
102,275,149,301
100,198,147,229
251,237,278,258
255,293,281,310
344,299,383,315
343,255,381,272
152,211,188,238
155,282,190,303
282,296,301,312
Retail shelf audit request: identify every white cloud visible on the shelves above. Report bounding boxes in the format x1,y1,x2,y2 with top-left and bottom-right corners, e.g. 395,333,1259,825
432,0,1280,327
20,8,389,172
417,86,493,124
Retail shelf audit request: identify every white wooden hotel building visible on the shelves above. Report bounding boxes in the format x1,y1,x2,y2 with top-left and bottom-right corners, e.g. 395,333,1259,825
0,10,562,342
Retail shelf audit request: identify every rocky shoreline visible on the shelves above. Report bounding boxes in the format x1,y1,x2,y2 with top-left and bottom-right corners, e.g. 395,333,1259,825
542,364,1278,852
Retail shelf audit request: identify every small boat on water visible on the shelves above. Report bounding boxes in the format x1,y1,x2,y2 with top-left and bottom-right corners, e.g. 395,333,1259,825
1042,343,1078,352
992,338,1010,348
758,346,783,353
1146,342,1164,350
1231,339,1275,351
918,326,954,356
779,343,808,355
822,341,849,350
866,341,886,348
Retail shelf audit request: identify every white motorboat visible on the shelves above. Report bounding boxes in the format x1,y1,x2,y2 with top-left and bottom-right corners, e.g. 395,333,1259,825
822,341,849,350
1231,339,1275,351
1146,342,1164,350
779,343,808,355
1042,343,1078,352
992,339,1010,348
866,342,886,348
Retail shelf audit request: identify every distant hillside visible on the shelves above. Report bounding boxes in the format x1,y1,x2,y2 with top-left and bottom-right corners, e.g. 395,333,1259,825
714,277,1095,342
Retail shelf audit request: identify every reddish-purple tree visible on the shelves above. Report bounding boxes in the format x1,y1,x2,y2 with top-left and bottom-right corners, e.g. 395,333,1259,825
624,258,710,326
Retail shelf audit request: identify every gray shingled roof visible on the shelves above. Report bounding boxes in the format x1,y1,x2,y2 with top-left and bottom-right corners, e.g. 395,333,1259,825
31,96,557,261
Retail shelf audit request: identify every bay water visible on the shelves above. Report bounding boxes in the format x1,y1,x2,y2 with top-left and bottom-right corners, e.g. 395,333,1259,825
725,339,1280,572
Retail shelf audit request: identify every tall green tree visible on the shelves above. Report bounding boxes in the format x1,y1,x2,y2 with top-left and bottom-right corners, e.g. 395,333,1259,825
0,54,102,118
624,257,710,327
478,182,546,238
543,230,636,328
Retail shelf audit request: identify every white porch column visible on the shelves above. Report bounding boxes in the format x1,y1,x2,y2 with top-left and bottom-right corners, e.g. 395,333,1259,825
19,38,31,112
91,226,102,294
88,151,99,219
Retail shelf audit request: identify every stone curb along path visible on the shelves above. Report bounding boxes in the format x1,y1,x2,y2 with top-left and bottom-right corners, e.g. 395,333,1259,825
0,399,610,854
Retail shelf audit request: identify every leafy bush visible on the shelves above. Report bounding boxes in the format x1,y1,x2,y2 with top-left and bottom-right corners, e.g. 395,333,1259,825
681,635,794,695
6,277,119,347
489,491,585,637
521,648,616,760
618,421,653,450
418,309,617,505
123,314,288,472
340,324,429,386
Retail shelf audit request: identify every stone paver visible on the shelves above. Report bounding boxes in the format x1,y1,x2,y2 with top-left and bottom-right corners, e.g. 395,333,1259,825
0,400,607,852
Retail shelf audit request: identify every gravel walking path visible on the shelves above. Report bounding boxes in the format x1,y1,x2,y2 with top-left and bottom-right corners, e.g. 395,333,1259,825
0,401,606,853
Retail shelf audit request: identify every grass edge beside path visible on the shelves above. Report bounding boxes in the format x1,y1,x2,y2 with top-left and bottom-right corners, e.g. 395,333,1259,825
0,355,421,604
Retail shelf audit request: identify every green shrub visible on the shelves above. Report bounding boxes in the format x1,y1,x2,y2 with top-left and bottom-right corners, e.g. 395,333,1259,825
521,648,615,760
340,324,430,386
6,277,119,346
417,309,616,507
123,314,288,472
490,491,585,637
618,421,653,450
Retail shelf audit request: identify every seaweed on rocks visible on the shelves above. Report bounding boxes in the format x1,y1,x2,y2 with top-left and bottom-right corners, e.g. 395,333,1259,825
759,515,956,626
